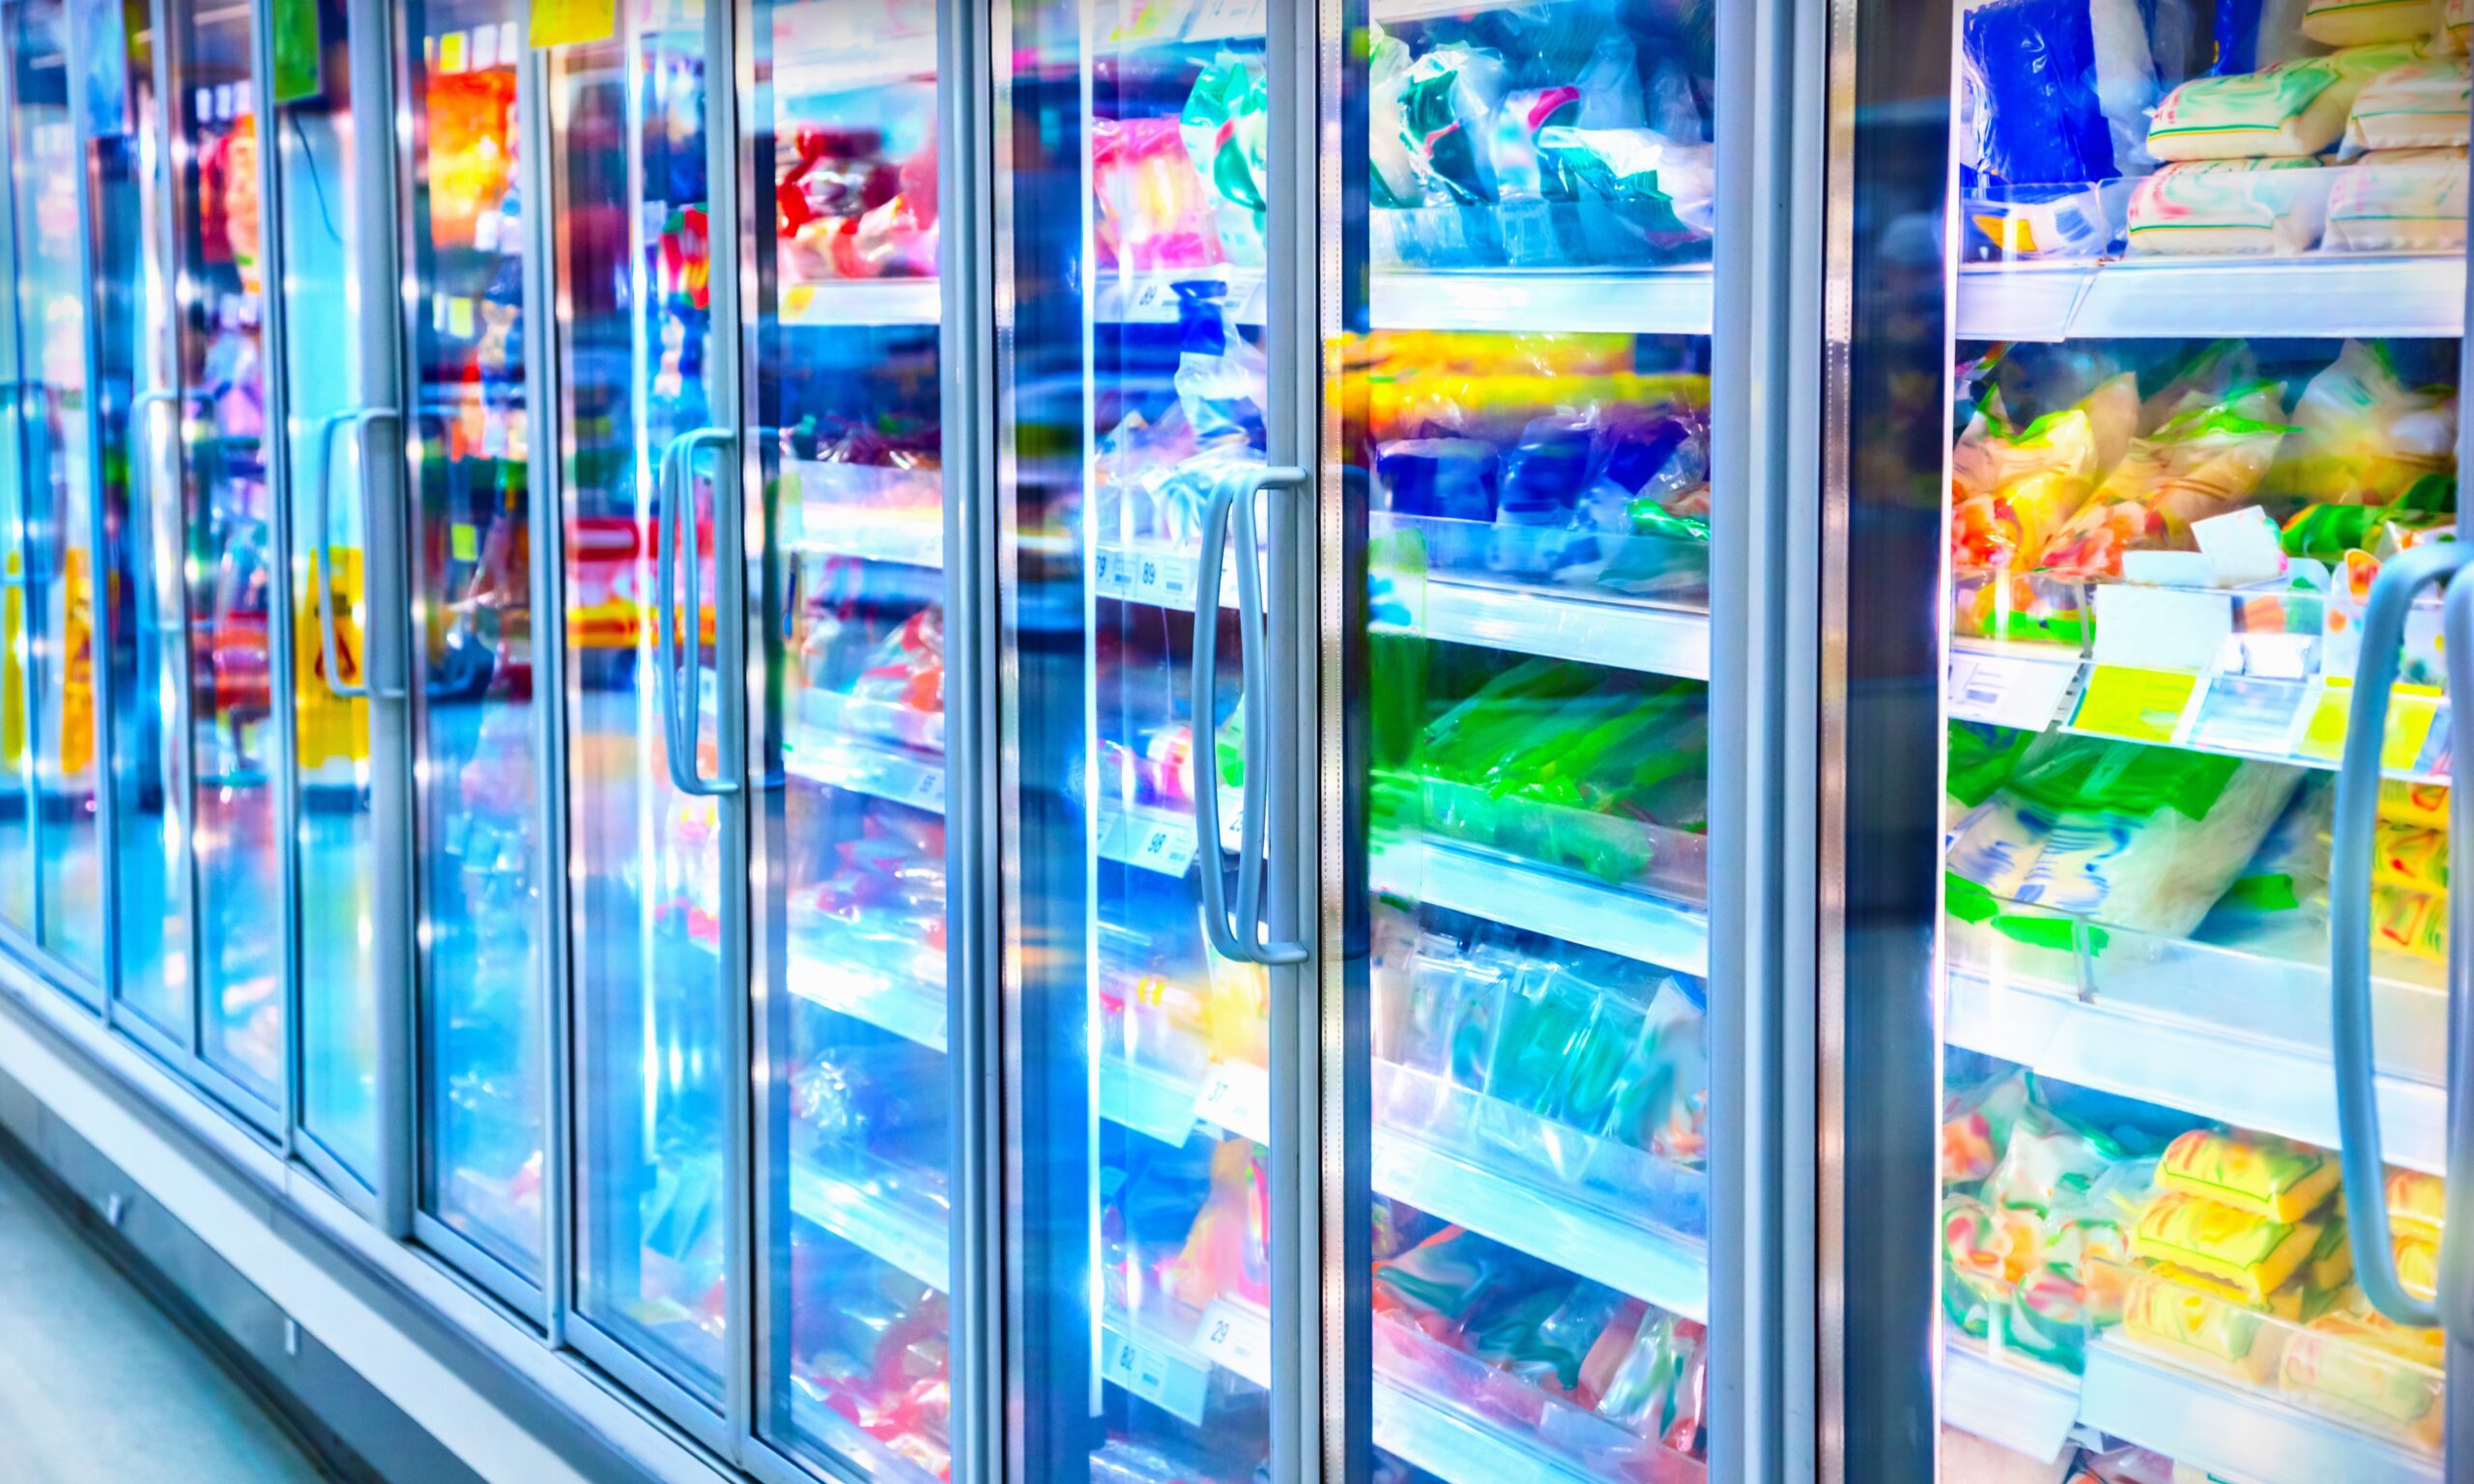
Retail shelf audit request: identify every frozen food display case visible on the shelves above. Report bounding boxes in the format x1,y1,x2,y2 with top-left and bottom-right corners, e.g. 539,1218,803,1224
1827,0,2474,1480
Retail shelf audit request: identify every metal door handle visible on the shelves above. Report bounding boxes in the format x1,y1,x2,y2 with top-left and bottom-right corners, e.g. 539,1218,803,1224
656,427,739,797
1191,464,1309,966
311,408,403,700
2330,539,2473,1328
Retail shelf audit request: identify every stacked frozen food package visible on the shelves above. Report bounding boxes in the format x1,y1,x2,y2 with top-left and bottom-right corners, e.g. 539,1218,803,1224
1940,0,2465,1478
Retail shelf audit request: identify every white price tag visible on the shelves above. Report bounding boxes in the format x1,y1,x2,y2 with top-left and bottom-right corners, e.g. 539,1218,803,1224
1134,548,1170,603
1946,652,2075,732
1155,553,1194,608
1100,1328,1211,1426
1194,1298,1271,1387
1130,816,1195,876
1193,1059,1270,1145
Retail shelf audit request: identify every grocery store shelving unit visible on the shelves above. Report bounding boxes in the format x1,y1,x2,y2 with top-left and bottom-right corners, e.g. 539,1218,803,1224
1954,256,2467,343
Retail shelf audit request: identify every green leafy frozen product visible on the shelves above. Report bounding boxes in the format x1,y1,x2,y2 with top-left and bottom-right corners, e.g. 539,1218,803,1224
1548,986,1649,1135
1945,732,2306,937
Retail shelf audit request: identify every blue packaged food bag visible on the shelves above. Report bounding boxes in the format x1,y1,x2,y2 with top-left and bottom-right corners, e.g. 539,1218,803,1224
1964,0,2119,185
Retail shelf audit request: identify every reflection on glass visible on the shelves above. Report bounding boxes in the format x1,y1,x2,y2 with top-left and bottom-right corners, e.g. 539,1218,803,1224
552,0,729,1392
751,0,952,1474
92,0,191,1041
164,0,284,1082
279,0,379,1183
407,0,543,1278
1348,5,1717,1482
12,0,102,987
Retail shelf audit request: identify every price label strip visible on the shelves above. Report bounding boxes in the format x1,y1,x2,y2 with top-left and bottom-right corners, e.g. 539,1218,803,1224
1946,650,2079,732
2070,665,2202,746
2290,679,2443,775
1100,1326,1212,1427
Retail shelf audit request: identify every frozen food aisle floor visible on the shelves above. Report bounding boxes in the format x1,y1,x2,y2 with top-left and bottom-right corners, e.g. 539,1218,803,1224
0,1147,332,1483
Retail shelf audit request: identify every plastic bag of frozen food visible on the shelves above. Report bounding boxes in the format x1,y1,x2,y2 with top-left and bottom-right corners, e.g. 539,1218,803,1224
1535,126,1717,254
2326,146,2471,251
2270,340,2458,505
2448,0,2474,50
1093,115,1223,271
1946,732,2306,936
1950,374,2138,568
2343,56,2472,153
1942,1065,2033,1185
2124,157,2334,255
2034,382,2292,577
1171,281,1268,452
841,607,945,751
1373,1225,1562,1339
1962,0,2125,186
1598,977,1708,1163
1181,56,1270,266
2148,44,2422,162
1397,43,1510,207
1595,1313,1708,1453
2139,339,2259,433
2305,0,2437,44
2279,475,2455,557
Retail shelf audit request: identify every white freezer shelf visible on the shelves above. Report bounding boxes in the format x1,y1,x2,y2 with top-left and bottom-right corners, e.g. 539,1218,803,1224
1386,578,1712,681
1954,255,2465,343
787,1159,952,1294
785,730,949,814
794,512,943,568
1945,966,2448,1174
1167,1300,1703,1484
2079,1336,2438,1484
1377,841,1710,976
776,277,941,327
1371,268,1712,336
1088,267,1712,335
1098,1053,1705,1318
1942,1342,2081,1467
1371,1121,1707,1323
686,925,949,1052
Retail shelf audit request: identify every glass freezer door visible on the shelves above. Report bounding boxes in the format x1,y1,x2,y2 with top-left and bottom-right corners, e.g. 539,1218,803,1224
7,0,105,996
162,0,283,1102
1330,2,1724,1480
89,0,193,1049
996,1,1300,1478
545,0,735,1405
398,0,545,1285
274,0,395,1193
743,0,960,1476
1840,3,2474,1479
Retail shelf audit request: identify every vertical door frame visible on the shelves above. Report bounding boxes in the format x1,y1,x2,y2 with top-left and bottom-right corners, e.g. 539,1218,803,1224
519,23,576,1356
1816,0,1959,1474
329,0,421,1236
942,0,1003,1473
1709,0,1827,1479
